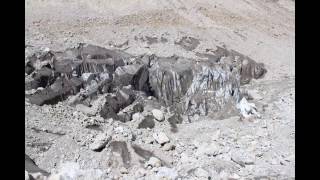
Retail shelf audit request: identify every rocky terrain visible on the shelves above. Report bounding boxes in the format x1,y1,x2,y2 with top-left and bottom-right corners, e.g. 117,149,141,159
25,0,295,179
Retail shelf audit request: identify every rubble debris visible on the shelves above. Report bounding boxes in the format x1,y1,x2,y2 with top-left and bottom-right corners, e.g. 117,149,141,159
47,162,105,180
89,133,112,151
231,150,255,167
175,36,200,51
195,142,221,157
99,88,135,121
138,115,155,129
132,112,144,121
134,168,147,178
76,104,95,116
152,109,165,122
108,40,129,48
162,143,175,151
145,36,158,45
153,132,170,145
194,168,210,179
119,167,129,174
133,103,144,113
156,167,179,179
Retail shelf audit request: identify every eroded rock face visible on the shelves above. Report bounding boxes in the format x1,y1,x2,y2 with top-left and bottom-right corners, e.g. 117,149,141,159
25,43,266,120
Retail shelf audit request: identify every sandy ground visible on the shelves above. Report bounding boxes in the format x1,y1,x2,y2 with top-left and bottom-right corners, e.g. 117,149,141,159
25,0,295,179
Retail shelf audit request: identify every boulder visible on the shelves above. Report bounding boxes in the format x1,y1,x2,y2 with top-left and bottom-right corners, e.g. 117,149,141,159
89,133,112,152
99,88,135,120
146,157,161,168
153,132,170,145
152,109,165,122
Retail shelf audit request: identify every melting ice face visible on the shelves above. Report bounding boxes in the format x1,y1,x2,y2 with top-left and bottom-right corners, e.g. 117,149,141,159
25,43,266,120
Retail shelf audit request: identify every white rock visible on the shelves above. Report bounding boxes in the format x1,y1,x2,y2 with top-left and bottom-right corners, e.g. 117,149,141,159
180,153,197,163
144,136,154,144
25,89,37,95
76,104,95,116
132,112,144,121
44,47,50,52
119,167,128,174
156,167,178,179
114,126,124,134
162,143,175,151
99,72,110,81
52,162,83,179
146,157,161,168
107,118,114,124
153,132,170,145
195,142,220,156
48,173,64,180
25,171,29,180
194,168,209,178
231,150,255,166
237,97,260,118
193,114,200,121
152,109,165,121
81,73,94,82
89,133,111,151
81,117,99,128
